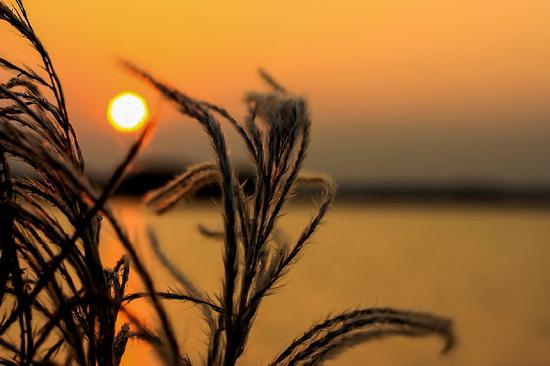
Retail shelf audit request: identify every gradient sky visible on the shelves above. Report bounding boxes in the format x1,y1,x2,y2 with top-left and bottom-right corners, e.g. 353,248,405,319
2,0,550,185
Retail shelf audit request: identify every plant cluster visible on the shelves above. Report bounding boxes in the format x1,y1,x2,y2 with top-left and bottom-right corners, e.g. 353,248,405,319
0,2,454,365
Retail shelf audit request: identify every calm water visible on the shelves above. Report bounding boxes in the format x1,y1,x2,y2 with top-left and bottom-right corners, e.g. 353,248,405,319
102,200,550,366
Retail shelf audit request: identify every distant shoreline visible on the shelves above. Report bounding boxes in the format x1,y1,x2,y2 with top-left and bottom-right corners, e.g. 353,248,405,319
102,170,550,207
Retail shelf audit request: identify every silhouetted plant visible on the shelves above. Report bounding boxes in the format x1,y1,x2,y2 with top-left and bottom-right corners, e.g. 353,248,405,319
0,2,180,365
0,1,455,365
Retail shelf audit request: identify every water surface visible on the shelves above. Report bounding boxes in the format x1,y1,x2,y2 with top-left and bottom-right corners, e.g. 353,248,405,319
103,200,550,365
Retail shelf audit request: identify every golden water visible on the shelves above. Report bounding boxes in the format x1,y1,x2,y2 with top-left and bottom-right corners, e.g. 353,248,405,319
101,200,550,365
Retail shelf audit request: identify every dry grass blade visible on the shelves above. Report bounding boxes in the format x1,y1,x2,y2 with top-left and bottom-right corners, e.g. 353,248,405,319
144,162,221,214
122,291,223,313
271,308,454,366
122,61,241,362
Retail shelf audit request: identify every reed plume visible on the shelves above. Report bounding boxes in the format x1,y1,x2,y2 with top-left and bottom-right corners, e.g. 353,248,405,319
121,62,455,366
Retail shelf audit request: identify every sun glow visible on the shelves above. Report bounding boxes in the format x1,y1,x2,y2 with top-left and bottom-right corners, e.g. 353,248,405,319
107,92,149,132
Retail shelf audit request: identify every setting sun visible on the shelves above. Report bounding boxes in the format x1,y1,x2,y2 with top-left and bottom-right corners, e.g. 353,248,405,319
107,91,149,132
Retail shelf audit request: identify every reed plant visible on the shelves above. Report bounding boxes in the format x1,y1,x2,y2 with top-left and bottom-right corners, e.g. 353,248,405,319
0,1,454,365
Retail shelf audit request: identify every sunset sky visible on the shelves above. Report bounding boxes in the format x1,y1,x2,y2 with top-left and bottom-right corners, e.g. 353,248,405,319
2,0,549,185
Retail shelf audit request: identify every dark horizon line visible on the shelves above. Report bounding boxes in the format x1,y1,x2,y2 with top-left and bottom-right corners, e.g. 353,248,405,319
103,170,550,206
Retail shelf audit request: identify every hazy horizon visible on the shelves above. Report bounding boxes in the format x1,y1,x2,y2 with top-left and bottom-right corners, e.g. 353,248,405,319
2,0,549,185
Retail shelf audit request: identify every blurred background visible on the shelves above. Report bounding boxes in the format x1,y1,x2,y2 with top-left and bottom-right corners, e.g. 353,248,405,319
2,0,550,187
2,1,550,365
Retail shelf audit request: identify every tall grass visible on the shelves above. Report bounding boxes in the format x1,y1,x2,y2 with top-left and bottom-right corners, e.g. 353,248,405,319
0,1,455,365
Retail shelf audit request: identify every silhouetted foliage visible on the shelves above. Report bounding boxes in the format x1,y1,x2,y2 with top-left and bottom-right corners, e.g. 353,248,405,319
0,1,454,365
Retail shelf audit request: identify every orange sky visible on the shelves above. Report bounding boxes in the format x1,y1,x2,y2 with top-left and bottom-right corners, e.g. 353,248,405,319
2,0,550,184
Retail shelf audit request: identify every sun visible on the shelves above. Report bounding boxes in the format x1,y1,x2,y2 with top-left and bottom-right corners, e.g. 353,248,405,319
107,91,149,132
